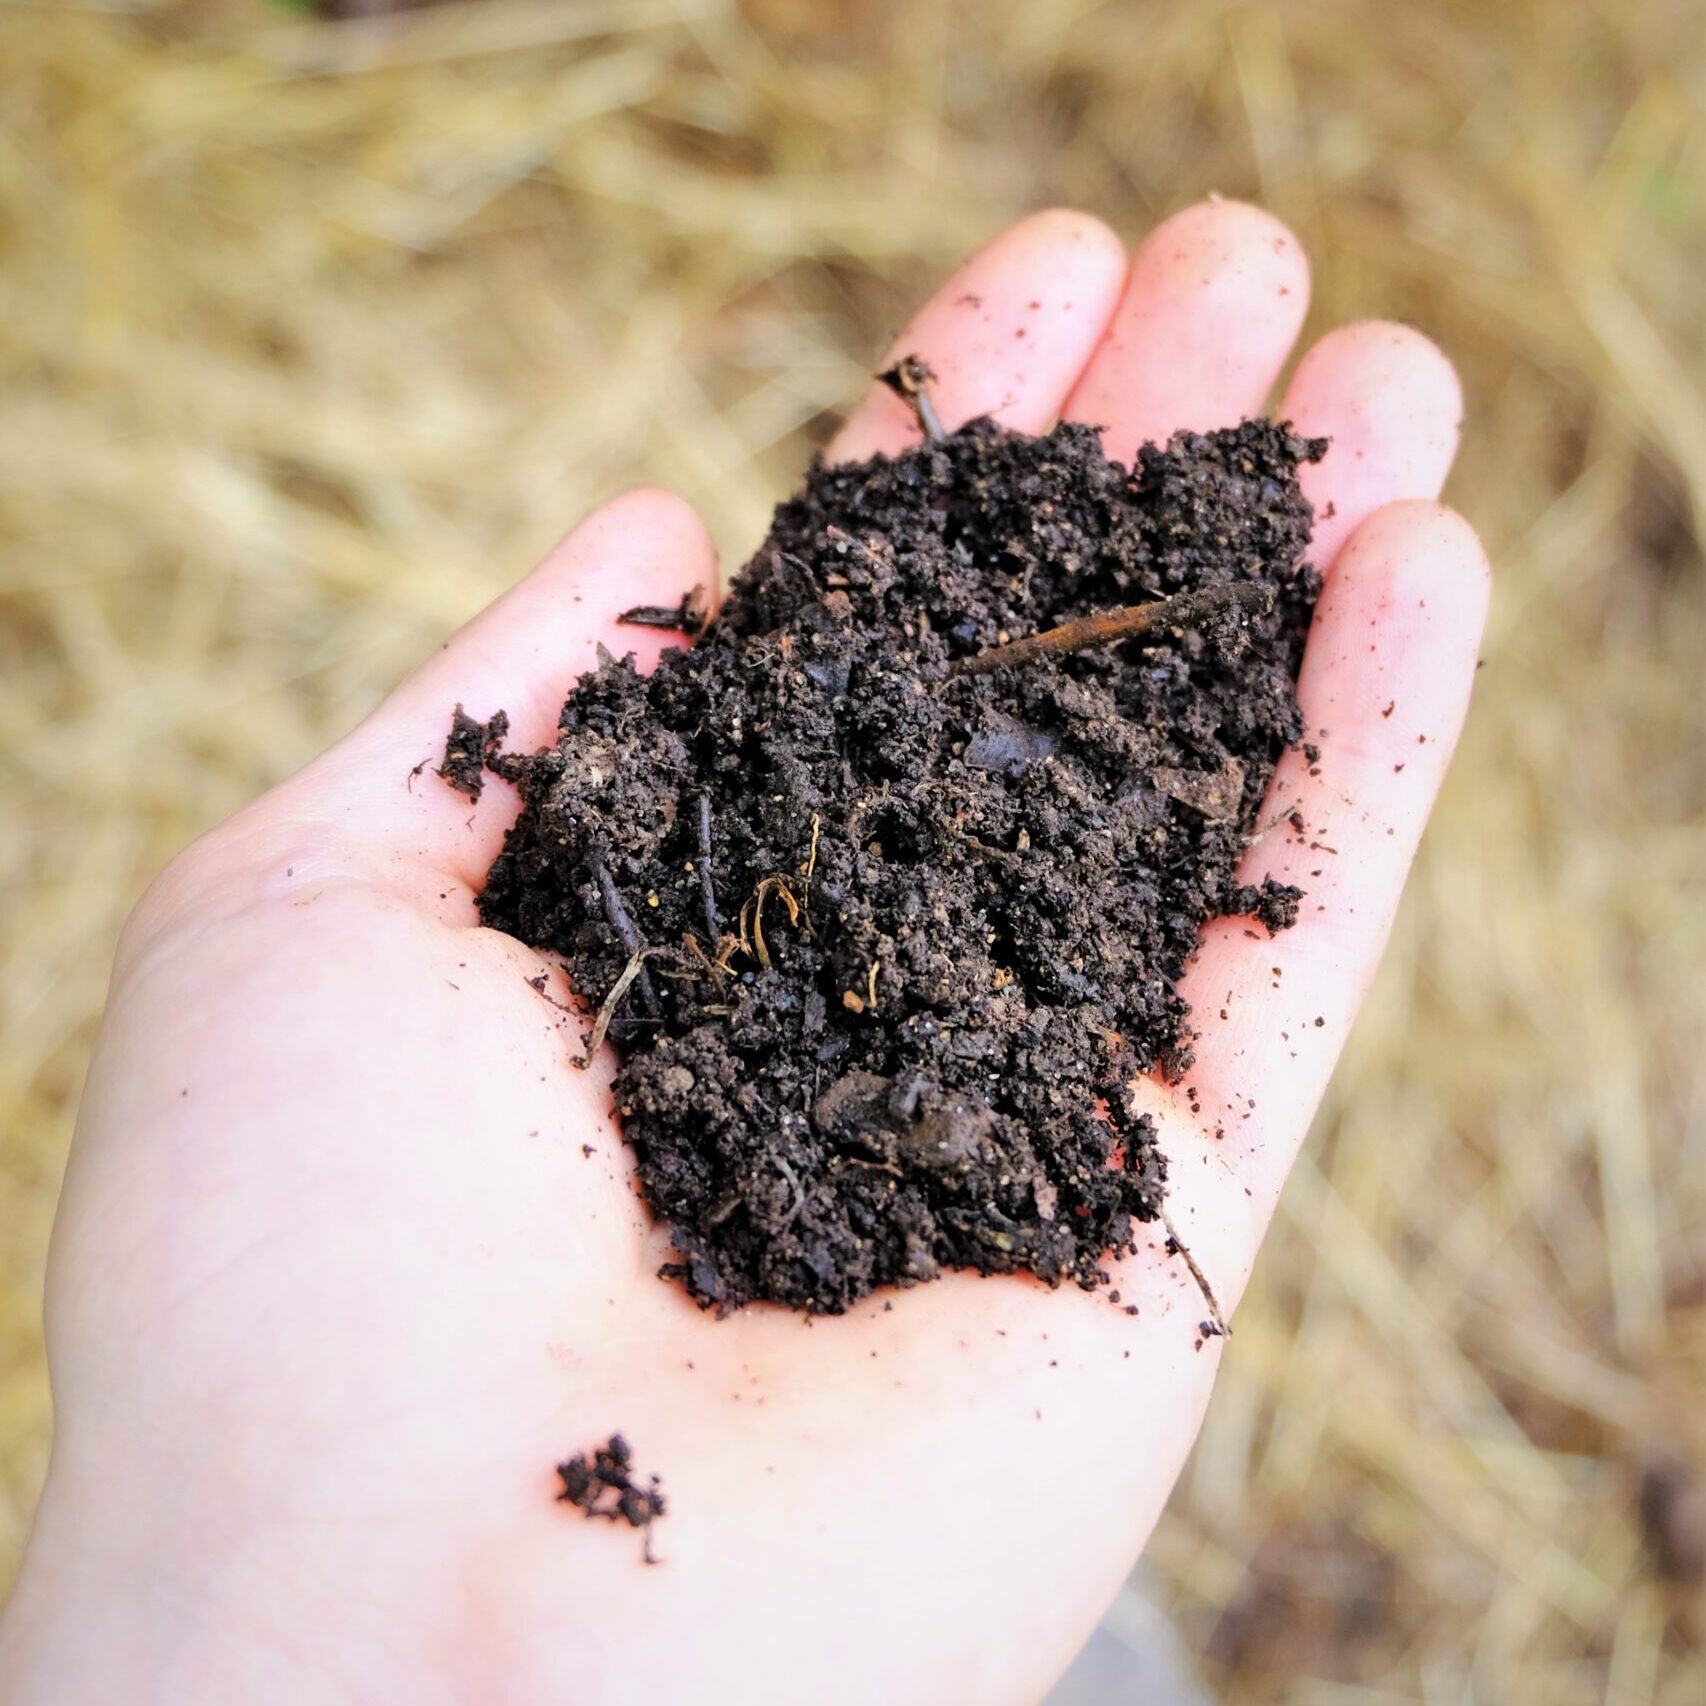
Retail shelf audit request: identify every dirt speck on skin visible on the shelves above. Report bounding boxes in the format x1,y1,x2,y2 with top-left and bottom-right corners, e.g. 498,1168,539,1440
556,1434,666,1565
466,411,1325,1316
438,705,510,800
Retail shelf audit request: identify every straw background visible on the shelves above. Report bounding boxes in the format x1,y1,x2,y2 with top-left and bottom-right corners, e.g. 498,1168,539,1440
2,1,1702,1699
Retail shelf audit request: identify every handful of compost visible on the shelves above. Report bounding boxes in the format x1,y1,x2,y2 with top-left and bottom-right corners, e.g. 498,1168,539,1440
452,400,1326,1317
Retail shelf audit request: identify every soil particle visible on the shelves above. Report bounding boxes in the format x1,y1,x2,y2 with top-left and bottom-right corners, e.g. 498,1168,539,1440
556,1434,666,1564
437,705,509,800
468,411,1325,1315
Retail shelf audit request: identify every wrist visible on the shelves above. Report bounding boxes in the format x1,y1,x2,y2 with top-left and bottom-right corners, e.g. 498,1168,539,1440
0,1465,450,1706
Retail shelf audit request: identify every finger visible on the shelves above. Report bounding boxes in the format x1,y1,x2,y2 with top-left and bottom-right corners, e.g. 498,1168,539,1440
289,487,718,888
1155,502,1491,1307
1062,199,1309,461
827,208,1127,463
1281,320,1464,564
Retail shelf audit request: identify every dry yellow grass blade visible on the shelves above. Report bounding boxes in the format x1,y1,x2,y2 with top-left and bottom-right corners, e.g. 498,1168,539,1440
2,0,1702,1698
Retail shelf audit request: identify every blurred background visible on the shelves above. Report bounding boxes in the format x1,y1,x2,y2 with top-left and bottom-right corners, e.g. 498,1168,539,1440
1,1,1702,1700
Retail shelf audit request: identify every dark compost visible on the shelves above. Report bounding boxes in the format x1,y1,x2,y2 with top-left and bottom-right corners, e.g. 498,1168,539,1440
461,409,1325,1316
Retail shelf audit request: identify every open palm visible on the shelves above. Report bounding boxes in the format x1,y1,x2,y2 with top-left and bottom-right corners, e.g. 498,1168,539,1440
1,203,1486,1706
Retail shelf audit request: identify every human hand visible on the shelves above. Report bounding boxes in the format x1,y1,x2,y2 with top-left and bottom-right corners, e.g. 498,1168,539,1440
0,202,1486,1706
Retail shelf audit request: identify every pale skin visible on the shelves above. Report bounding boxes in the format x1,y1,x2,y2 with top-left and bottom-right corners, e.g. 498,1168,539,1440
0,202,1487,1705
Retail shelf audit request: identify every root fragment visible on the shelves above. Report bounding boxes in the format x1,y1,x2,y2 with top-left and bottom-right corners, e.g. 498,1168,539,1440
740,875,802,969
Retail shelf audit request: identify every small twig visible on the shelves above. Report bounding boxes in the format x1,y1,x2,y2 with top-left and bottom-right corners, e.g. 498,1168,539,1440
616,586,708,635
949,581,1276,678
1160,1205,1230,1339
696,794,720,940
877,353,946,443
591,844,659,1017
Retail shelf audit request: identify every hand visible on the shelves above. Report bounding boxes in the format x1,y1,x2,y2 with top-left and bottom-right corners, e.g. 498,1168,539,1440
0,202,1486,1706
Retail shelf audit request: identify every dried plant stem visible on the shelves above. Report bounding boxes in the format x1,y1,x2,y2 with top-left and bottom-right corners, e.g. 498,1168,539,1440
572,950,656,1068
696,793,720,940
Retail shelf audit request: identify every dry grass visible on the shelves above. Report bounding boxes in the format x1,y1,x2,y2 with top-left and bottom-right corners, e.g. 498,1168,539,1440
2,0,1702,1698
